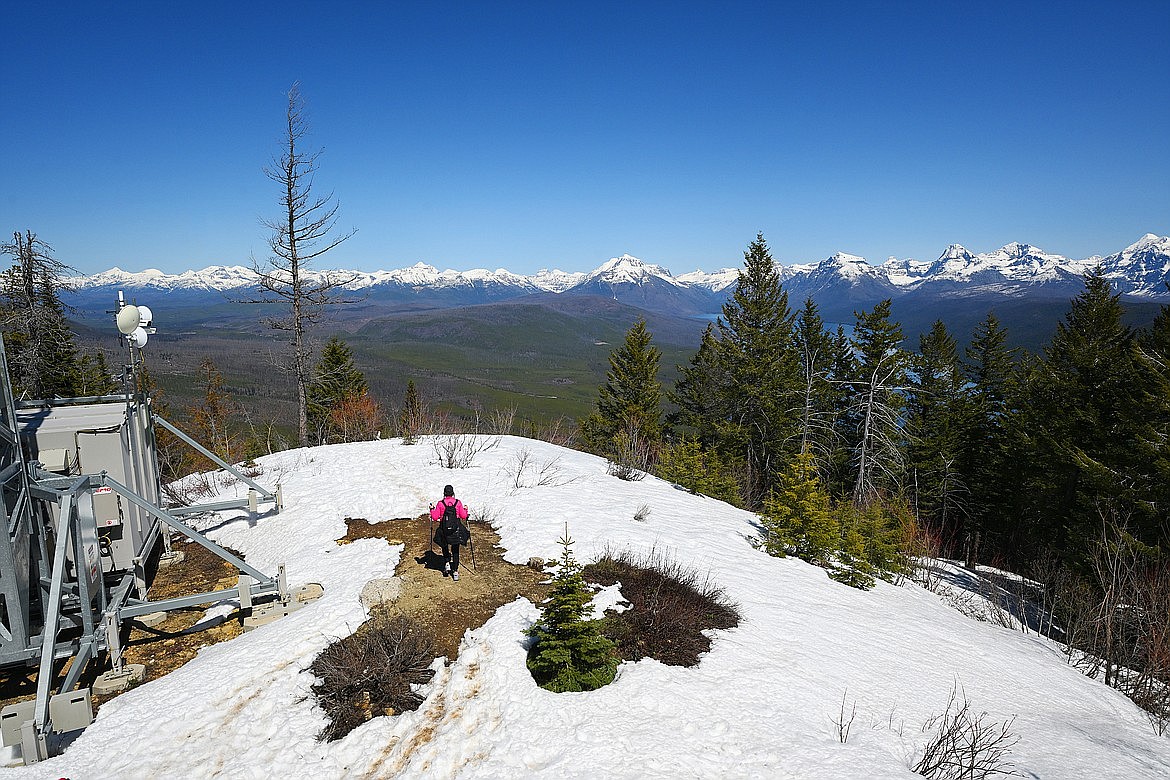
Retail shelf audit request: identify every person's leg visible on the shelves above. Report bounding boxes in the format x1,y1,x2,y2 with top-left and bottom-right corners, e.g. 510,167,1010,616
451,543,461,571
441,541,451,572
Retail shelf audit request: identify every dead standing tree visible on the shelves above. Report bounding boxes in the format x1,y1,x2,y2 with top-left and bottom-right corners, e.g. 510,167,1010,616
0,231,79,399
250,83,357,446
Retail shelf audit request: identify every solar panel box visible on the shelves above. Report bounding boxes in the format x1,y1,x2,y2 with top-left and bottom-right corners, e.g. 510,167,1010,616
17,398,162,574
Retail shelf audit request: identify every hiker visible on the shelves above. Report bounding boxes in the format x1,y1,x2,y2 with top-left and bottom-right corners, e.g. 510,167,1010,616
430,484,470,581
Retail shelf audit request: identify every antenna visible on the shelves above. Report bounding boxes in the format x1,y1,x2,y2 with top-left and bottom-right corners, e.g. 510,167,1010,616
114,291,157,389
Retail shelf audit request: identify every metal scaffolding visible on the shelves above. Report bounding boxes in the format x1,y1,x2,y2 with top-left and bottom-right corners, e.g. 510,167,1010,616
0,331,294,763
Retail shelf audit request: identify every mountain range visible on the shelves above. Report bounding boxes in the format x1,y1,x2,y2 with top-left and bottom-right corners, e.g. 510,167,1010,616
66,233,1170,304
63,234,1170,351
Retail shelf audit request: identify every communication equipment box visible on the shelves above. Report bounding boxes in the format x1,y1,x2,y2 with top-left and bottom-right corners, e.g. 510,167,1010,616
17,399,161,574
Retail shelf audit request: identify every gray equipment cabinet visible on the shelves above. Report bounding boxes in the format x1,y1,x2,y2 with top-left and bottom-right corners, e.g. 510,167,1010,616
18,398,162,582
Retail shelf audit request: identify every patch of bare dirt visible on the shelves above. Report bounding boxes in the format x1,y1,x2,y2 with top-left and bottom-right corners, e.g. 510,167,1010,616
340,515,548,660
0,536,246,711
0,515,546,716
115,538,245,686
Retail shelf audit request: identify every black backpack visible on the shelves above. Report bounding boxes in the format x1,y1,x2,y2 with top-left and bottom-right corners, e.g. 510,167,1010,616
440,500,470,545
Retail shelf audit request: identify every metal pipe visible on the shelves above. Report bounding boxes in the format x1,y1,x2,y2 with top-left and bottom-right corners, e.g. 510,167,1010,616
152,416,274,500
98,475,271,583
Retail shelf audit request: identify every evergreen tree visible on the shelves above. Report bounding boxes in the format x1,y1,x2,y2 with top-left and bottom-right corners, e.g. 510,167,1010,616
1021,270,1162,558
846,300,907,506
959,313,1019,562
75,351,118,397
581,318,663,460
1139,303,1170,527
654,435,741,505
526,530,618,693
668,324,724,448
0,231,81,399
250,84,357,447
306,336,369,444
398,379,424,444
757,452,838,565
906,320,970,530
832,500,911,589
794,298,843,462
713,233,800,505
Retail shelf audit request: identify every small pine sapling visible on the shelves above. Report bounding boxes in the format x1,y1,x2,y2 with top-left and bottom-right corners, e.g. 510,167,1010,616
526,529,618,692
757,452,838,565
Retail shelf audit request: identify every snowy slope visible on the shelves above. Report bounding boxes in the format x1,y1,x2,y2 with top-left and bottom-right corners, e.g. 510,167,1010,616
5,436,1166,779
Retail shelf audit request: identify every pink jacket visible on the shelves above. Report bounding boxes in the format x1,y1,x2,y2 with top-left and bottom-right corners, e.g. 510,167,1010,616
431,496,468,521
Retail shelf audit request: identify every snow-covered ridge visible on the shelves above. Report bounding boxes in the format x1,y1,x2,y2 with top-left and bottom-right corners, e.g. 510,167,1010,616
15,435,1164,777
64,234,1170,298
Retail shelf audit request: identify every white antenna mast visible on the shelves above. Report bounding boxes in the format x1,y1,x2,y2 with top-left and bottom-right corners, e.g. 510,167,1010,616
114,290,155,391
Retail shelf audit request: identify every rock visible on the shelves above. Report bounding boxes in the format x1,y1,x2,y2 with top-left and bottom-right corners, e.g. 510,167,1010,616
359,577,403,609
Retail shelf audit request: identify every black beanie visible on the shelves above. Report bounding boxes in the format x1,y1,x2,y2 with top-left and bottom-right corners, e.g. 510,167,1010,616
444,484,454,497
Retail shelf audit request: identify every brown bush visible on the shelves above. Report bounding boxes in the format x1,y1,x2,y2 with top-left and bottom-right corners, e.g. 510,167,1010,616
309,613,436,741
582,549,740,667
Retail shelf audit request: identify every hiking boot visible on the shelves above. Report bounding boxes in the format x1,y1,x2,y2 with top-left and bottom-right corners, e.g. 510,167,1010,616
443,561,451,574
452,571,460,582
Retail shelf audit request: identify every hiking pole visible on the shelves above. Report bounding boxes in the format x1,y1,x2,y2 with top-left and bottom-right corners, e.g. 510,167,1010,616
428,503,435,556
468,521,477,571
466,508,477,571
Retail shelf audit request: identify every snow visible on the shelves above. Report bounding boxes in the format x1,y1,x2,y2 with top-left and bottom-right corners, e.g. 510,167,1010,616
583,255,676,287
530,269,587,293
65,234,1170,299
5,435,1167,778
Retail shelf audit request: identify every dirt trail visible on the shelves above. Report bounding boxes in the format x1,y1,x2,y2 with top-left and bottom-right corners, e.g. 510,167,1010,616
342,516,548,660
0,516,546,713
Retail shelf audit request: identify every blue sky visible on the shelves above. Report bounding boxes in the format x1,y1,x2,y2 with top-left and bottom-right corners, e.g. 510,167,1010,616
3,2,1167,276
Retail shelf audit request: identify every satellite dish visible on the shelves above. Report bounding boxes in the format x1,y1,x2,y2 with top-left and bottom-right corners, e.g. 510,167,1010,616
131,327,148,348
137,305,153,327
116,305,141,335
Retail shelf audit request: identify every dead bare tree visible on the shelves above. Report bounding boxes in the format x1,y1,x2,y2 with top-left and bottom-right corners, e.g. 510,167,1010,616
249,83,357,446
850,349,907,506
0,230,80,399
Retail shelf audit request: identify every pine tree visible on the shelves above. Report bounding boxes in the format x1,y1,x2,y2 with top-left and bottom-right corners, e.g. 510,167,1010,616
847,300,907,506
525,530,618,692
668,323,724,448
959,313,1019,562
1139,304,1170,531
1021,270,1161,558
0,231,82,399
306,336,369,444
906,320,970,530
794,298,843,462
581,318,663,462
654,435,741,505
832,500,911,589
75,351,118,396
249,84,357,447
757,452,838,565
398,379,424,444
713,233,800,505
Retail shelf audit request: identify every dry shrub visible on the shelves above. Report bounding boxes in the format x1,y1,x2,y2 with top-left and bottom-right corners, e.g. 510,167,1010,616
309,613,437,741
912,685,1021,779
582,549,740,667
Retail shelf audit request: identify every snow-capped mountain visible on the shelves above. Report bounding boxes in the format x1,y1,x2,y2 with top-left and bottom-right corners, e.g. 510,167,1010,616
581,254,674,286
64,234,1170,322
1098,233,1170,296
